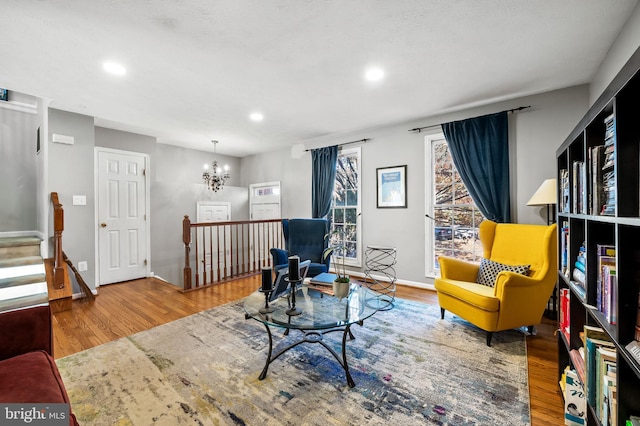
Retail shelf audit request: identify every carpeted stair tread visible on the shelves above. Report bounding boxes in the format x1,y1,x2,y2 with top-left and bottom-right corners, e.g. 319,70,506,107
0,236,42,248
0,273,47,289
0,256,44,268
0,236,42,259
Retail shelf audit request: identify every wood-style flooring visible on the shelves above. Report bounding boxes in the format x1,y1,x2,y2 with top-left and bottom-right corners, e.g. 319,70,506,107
52,276,564,425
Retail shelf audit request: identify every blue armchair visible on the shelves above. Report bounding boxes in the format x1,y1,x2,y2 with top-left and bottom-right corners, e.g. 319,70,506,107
270,218,331,278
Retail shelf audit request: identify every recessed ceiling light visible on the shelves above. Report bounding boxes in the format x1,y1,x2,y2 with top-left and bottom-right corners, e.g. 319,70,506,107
365,67,384,82
103,62,126,76
250,112,264,122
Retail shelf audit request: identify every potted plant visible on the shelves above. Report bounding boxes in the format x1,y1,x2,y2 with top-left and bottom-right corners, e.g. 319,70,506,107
323,234,351,299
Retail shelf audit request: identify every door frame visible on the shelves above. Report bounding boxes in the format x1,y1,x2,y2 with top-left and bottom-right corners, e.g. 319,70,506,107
94,147,151,287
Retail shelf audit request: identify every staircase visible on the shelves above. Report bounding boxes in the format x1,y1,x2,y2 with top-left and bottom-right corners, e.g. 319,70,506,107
0,236,72,313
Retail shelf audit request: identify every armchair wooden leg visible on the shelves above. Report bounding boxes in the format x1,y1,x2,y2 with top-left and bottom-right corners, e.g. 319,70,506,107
486,332,493,347
440,308,445,319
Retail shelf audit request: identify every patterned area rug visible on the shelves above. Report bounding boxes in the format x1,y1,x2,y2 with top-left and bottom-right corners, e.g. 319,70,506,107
56,297,530,425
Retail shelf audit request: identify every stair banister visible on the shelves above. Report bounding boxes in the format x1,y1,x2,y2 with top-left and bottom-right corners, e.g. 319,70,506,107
51,192,64,289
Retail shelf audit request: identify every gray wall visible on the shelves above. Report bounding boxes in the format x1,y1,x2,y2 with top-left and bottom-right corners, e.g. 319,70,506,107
0,100,39,232
95,128,246,286
48,109,96,293
150,143,247,284
241,85,590,286
590,2,640,104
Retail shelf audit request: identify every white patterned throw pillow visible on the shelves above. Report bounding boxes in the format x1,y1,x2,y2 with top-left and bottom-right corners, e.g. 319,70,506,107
476,259,530,287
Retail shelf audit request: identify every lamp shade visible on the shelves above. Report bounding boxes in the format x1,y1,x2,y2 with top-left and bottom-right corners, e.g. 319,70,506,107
527,179,557,206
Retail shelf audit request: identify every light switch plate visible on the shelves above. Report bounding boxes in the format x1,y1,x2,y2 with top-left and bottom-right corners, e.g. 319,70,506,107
72,195,86,206
77,261,88,272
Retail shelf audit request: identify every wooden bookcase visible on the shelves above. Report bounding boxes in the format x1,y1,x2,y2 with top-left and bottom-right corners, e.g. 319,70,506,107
556,46,640,425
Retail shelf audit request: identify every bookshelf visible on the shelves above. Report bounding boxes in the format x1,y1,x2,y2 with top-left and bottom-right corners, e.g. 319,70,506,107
556,46,640,426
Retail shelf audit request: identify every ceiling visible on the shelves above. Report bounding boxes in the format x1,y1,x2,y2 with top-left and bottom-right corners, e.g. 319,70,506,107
1,1,637,157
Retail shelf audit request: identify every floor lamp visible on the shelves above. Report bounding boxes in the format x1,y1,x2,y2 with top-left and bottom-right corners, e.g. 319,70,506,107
527,178,557,225
527,178,558,320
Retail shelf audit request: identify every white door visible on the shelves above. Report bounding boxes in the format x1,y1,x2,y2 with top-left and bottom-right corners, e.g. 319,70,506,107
197,202,230,223
97,149,149,285
251,203,280,220
249,182,282,266
249,181,281,220
196,201,231,281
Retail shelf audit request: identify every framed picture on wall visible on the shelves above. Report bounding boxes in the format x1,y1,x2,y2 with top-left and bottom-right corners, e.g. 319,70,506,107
0,88,8,101
376,165,407,208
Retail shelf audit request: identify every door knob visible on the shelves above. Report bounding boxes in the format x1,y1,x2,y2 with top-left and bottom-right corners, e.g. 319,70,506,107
100,223,107,228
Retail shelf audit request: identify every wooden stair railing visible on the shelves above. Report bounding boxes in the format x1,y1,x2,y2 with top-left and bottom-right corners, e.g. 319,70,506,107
182,216,284,291
49,192,95,303
51,192,65,289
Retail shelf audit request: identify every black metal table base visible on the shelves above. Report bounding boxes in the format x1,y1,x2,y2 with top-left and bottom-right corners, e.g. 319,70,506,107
258,323,359,388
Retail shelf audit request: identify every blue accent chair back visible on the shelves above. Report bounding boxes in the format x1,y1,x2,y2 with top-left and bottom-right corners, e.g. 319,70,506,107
270,218,331,277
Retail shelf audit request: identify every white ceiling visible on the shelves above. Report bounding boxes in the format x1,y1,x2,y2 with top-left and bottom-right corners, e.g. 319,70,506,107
1,1,637,157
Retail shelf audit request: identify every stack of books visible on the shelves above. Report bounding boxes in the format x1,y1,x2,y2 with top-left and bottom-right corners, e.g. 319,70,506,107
560,221,570,278
582,325,617,426
601,113,616,216
572,243,587,299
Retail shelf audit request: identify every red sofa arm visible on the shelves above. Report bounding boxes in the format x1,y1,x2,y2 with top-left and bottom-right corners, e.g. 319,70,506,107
0,305,53,360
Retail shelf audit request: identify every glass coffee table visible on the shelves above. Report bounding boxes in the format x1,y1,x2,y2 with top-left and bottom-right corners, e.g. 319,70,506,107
243,282,383,388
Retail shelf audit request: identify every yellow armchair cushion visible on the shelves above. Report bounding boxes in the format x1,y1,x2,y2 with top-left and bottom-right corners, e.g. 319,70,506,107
434,278,499,312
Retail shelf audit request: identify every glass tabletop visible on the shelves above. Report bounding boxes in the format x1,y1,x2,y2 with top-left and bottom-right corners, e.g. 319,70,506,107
243,283,383,330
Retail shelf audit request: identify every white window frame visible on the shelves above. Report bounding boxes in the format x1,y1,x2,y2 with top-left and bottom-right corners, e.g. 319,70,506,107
329,146,362,268
424,134,440,278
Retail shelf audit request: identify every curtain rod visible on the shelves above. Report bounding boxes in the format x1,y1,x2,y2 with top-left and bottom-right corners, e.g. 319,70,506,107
304,138,370,152
407,106,531,133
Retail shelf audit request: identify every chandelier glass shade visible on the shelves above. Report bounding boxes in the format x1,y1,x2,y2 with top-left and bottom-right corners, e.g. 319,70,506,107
202,140,230,192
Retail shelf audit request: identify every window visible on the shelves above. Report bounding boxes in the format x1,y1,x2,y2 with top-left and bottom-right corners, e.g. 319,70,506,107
327,146,362,267
426,134,484,275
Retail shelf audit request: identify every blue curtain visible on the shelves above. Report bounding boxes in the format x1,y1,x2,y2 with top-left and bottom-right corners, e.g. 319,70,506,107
311,145,338,218
441,111,511,223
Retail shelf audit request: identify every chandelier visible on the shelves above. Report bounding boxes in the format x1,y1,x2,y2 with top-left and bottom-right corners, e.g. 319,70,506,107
202,140,230,192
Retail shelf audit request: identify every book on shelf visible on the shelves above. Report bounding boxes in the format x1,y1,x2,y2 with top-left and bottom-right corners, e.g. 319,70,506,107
626,340,640,364
560,169,570,213
595,345,616,425
590,145,605,215
570,348,586,385
582,325,614,408
560,288,571,341
572,161,587,214
636,291,640,341
596,245,616,324
564,367,586,426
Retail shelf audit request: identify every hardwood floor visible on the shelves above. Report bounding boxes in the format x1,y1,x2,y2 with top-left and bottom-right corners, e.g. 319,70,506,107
52,277,564,425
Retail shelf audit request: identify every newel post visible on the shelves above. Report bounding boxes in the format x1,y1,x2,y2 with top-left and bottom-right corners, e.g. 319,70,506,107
183,215,192,290
52,193,65,289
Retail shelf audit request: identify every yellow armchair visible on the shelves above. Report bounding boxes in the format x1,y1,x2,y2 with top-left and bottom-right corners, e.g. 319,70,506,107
434,220,557,346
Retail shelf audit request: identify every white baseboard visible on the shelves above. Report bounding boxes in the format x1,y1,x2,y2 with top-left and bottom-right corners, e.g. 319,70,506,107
72,289,98,300
333,269,436,292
